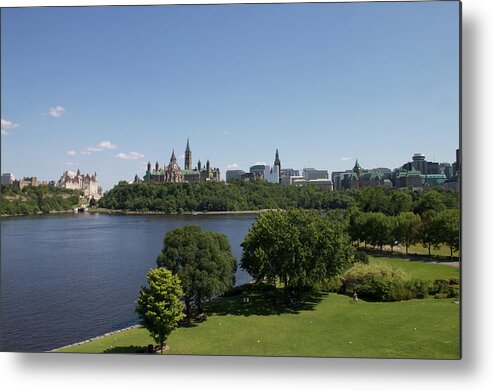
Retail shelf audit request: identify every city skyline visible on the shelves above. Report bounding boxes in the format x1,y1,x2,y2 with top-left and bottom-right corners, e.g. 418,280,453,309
1,2,459,190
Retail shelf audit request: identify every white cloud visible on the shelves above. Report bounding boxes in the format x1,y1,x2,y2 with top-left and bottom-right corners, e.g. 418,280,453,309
179,154,185,159
227,163,239,169
255,161,266,165
1,118,20,129
1,129,12,136
341,156,352,161
49,105,65,118
115,152,144,160
81,140,117,155
65,162,78,166
98,140,117,150
223,131,230,135
67,150,76,156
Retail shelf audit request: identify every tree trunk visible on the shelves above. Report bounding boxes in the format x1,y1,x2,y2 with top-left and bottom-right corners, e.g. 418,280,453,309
450,244,453,259
406,243,409,255
390,244,394,253
185,299,191,320
428,244,431,256
160,336,164,354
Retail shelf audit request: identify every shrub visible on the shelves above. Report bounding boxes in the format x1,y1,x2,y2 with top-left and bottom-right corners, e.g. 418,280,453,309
405,279,429,299
354,250,369,265
343,262,410,302
434,293,449,299
429,278,459,297
448,285,460,298
322,276,344,293
429,279,450,295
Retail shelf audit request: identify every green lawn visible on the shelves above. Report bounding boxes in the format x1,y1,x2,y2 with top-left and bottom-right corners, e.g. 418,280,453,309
59,285,460,358
369,256,459,281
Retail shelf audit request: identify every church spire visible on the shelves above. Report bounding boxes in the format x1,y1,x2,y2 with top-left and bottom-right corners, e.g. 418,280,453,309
170,149,177,163
274,148,281,183
353,158,361,177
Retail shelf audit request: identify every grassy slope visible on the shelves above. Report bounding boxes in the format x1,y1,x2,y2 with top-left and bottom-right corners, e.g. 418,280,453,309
60,257,459,358
369,257,459,281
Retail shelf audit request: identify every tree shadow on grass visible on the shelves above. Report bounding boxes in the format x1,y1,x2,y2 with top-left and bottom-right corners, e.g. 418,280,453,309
103,345,149,353
205,286,327,317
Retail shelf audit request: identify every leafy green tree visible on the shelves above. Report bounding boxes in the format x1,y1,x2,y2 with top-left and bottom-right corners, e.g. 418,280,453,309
365,212,392,250
389,191,412,216
419,211,441,256
347,208,369,247
435,209,460,258
156,225,236,318
413,189,446,215
241,208,354,296
136,268,185,354
394,212,422,255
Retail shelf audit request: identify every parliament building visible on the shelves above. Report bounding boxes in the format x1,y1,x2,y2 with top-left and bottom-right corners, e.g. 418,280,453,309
142,139,220,184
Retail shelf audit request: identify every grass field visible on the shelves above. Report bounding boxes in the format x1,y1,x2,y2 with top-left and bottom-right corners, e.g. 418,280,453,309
369,256,459,281
59,257,459,358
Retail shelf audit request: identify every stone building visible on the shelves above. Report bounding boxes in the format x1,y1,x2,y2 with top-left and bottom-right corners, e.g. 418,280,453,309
143,140,220,184
57,169,103,199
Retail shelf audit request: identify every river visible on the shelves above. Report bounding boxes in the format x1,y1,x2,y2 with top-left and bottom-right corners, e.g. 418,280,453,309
0,213,257,352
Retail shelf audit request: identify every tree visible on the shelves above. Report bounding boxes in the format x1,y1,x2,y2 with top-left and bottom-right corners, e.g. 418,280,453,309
413,189,446,215
394,212,422,255
389,191,412,216
419,211,441,256
136,268,185,354
156,225,236,318
241,208,355,296
435,209,460,258
365,212,392,251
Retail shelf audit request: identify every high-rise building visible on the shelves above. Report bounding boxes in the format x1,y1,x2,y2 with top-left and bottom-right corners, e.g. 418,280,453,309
302,168,328,180
226,170,245,182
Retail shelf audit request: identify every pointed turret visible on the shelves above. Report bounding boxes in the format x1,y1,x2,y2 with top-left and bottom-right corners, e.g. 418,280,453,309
147,161,151,173
198,160,202,171
155,161,159,172
170,149,177,163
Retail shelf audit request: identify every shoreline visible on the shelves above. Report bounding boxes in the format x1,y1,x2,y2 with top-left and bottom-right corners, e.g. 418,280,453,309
50,324,140,352
1,209,267,218
87,208,268,216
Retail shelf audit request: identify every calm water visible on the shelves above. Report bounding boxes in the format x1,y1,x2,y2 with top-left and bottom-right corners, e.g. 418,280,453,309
0,213,256,352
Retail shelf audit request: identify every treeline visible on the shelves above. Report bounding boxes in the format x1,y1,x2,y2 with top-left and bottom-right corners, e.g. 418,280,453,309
98,180,459,215
0,185,82,215
347,208,460,258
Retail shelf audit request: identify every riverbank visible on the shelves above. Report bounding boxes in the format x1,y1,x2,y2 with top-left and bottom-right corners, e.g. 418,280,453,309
1,209,77,218
50,325,140,352
88,208,267,215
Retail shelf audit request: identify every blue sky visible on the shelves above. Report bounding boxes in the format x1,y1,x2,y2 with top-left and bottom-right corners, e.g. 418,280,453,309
1,1,459,190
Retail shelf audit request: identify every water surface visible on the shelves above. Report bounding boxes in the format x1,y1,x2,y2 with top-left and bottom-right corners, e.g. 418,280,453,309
0,213,256,352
